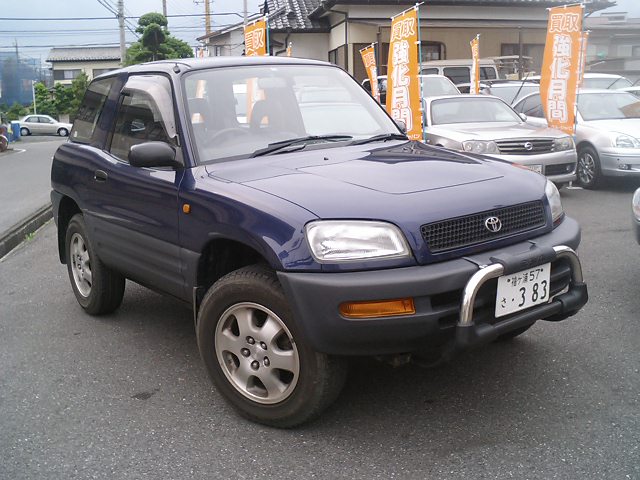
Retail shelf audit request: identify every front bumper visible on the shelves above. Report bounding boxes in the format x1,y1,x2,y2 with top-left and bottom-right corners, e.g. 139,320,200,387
491,150,577,184
600,149,640,177
278,217,586,356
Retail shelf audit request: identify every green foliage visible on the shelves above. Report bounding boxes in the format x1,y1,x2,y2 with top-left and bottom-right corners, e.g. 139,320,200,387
33,82,57,117
68,72,89,118
6,102,29,121
126,12,193,65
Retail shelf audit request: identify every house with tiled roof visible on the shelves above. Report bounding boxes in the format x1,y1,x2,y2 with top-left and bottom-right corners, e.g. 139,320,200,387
198,0,613,81
47,47,121,85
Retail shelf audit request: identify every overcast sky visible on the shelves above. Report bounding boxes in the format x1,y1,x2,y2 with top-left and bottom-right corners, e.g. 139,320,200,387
1,0,638,63
0,0,262,62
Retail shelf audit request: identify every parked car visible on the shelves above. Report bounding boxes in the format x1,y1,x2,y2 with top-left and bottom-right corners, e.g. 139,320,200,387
420,58,502,84
456,80,540,105
52,57,587,427
19,114,72,137
423,94,577,184
362,74,459,104
620,86,640,99
527,73,633,90
633,188,640,244
513,89,640,188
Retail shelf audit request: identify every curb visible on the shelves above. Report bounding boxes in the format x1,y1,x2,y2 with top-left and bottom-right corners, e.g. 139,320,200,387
0,204,53,259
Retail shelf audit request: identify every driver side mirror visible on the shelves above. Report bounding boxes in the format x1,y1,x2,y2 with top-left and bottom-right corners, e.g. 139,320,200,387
129,141,182,169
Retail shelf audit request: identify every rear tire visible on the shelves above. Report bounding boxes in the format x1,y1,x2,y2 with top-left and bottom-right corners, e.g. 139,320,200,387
65,214,125,315
58,128,69,137
196,265,347,427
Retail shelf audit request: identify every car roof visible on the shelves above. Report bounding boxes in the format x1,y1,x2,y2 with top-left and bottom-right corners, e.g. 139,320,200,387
95,56,332,79
582,73,624,79
421,59,496,66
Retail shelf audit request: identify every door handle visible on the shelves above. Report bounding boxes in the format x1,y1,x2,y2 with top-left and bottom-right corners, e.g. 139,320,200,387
94,170,108,182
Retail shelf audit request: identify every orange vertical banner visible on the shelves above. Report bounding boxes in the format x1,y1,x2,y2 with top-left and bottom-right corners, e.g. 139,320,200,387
540,4,583,135
360,44,380,102
386,7,422,140
286,42,293,57
470,35,480,95
244,18,268,56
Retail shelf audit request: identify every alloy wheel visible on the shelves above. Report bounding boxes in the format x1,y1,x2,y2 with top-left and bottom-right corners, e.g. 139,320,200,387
70,233,92,297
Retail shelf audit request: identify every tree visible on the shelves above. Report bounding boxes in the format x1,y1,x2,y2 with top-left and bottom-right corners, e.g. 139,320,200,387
32,82,56,117
125,12,193,65
6,102,28,121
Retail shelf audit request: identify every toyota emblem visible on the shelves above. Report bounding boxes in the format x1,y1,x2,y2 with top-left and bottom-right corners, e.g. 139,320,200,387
484,216,502,233
524,142,534,151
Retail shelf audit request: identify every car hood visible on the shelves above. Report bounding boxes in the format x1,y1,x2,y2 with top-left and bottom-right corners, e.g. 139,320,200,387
427,122,566,141
581,118,640,137
204,140,546,221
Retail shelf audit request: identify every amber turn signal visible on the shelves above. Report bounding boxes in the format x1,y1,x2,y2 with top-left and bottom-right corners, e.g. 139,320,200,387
339,298,415,319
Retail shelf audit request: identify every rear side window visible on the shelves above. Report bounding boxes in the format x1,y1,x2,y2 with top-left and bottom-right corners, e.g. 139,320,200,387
480,67,497,80
72,77,115,144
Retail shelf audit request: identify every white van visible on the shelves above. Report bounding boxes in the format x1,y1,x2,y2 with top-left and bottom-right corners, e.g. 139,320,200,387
421,59,502,85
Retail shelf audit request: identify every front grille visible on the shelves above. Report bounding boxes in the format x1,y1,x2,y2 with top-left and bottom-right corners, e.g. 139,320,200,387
545,163,576,176
421,201,546,253
496,138,554,155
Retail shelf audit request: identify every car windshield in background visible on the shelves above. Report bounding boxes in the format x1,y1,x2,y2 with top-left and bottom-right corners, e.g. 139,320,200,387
491,84,539,104
582,77,633,89
431,97,522,125
421,77,459,96
578,92,640,121
183,65,398,164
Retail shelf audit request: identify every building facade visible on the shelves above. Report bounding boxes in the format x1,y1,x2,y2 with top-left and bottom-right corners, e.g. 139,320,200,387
47,47,121,85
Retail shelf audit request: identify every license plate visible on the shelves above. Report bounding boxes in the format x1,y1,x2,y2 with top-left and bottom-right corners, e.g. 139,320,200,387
525,164,543,174
495,263,551,318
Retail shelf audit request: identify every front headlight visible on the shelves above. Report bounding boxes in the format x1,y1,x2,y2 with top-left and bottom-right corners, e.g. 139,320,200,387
462,140,499,155
553,136,575,151
632,188,640,221
305,220,411,262
612,133,640,149
545,180,564,224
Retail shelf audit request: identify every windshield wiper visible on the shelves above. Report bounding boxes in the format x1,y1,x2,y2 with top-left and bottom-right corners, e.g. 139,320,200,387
350,133,408,145
251,135,353,157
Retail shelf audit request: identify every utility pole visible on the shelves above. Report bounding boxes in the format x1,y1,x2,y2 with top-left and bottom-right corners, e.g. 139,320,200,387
118,0,126,66
162,0,167,17
243,0,248,24
205,0,211,35
32,81,37,115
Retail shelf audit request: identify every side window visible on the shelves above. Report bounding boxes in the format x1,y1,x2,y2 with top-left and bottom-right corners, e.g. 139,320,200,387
109,75,177,162
72,77,115,144
422,68,438,75
24,116,36,123
443,67,470,85
480,67,497,80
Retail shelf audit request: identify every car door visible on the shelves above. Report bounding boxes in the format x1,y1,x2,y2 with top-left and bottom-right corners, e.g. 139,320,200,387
22,116,38,133
85,74,187,300
38,116,56,134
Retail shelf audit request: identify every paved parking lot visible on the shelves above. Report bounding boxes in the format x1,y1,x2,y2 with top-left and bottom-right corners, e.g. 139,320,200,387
1,182,639,479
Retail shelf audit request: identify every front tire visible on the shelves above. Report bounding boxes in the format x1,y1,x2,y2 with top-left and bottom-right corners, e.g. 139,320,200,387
576,146,602,189
58,128,69,137
20,127,30,136
65,214,125,315
196,265,347,427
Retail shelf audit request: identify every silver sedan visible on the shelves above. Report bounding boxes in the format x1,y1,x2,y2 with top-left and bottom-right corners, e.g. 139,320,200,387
513,89,640,188
423,95,577,184
19,115,73,137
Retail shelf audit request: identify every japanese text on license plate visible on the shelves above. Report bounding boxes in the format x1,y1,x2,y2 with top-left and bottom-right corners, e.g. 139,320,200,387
495,263,551,318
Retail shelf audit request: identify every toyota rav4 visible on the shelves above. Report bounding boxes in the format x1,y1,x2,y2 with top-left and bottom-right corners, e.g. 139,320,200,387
51,57,588,427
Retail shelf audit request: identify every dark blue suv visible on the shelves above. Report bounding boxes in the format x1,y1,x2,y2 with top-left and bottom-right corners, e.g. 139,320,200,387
51,57,587,427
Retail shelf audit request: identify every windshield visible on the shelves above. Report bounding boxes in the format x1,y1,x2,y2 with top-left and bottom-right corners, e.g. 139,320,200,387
431,97,522,125
578,92,640,120
489,84,539,104
183,65,398,163
421,77,459,96
582,77,632,89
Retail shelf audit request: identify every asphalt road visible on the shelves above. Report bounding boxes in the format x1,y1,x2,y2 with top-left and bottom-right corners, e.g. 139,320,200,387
0,136,65,233
1,182,639,479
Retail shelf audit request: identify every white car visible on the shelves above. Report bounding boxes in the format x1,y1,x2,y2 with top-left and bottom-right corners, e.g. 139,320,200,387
19,115,72,137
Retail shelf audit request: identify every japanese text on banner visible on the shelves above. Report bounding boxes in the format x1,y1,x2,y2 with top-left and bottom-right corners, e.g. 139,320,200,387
360,45,380,102
386,8,422,140
244,19,268,57
540,5,583,135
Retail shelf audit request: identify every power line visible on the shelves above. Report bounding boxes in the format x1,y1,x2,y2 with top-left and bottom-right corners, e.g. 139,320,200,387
0,13,246,21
